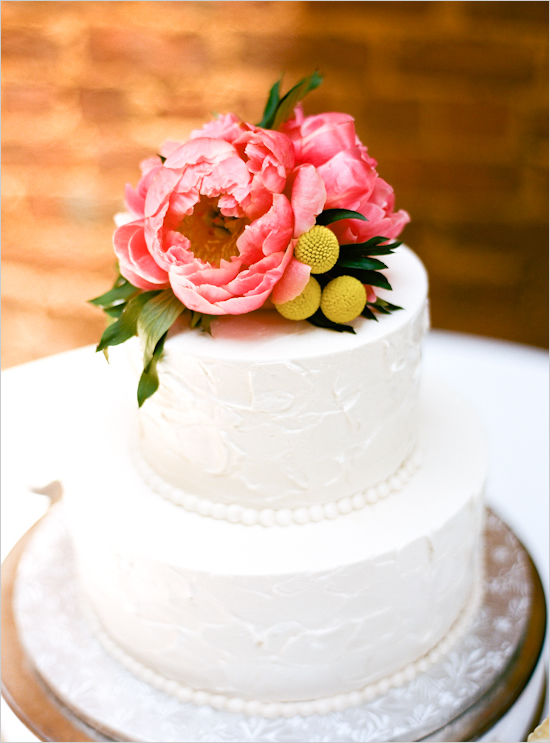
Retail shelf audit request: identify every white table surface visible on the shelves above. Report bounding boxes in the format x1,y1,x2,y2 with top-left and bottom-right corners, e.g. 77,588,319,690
1,330,548,741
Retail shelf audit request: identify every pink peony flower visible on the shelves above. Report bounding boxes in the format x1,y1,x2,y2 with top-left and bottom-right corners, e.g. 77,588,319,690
191,112,252,145
282,106,410,245
114,125,325,315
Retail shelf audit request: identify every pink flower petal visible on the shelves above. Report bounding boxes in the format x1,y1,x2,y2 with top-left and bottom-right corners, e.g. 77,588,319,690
281,108,407,247
144,167,183,219
215,289,272,314
194,284,234,303
242,128,295,174
259,160,286,193
270,256,311,304
365,177,395,212
124,183,146,218
299,113,358,167
201,156,251,200
168,282,227,314
164,137,237,169
172,258,243,287
190,113,250,144
316,148,377,210
289,164,326,237
144,201,173,269
241,183,273,221
226,252,283,295
365,285,377,303
330,205,410,244
159,141,184,159
237,193,293,263
114,222,169,289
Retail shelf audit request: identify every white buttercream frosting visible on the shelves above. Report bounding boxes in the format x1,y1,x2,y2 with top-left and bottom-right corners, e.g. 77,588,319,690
82,576,483,718
62,245,487,714
64,376,487,708
130,246,429,511
131,440,422,525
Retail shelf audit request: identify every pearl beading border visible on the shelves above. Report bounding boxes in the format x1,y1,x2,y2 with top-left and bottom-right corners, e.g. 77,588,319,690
83,579,482,719
132,446,422,527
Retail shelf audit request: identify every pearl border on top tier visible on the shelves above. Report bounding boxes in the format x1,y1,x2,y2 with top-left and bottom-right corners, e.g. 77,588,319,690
82,577,482,718
131,445,422,527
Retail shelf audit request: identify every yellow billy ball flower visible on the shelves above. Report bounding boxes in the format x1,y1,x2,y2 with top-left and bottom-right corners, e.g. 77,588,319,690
320,276,366,324
274,277,321,321
294,226,340,274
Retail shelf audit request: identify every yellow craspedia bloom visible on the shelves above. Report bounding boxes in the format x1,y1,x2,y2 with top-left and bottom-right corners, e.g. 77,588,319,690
320,275,366,324
274,277,321,321
294,226,340,274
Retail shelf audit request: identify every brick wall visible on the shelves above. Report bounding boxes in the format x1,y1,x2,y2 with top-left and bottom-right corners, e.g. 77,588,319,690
2,1,548,368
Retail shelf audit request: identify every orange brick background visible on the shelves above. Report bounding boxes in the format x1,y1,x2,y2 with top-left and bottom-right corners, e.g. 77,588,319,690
2,0,548,368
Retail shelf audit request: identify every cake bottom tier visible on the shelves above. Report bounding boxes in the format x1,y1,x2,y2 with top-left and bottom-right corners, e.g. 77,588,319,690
63,376,487,713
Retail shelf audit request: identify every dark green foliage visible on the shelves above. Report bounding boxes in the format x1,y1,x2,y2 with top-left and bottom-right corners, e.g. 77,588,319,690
137,332,167,407
316,209,368,226
96,291,161,353
306,309,356,334
259,72,323,130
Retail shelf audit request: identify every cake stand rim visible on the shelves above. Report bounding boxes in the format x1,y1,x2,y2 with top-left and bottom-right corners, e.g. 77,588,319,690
418,518,547,741
1,506,547,743
0,515,102,742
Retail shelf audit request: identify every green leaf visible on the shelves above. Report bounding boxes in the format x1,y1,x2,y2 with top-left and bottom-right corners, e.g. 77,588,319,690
361,305,378,321
356,270,392,290
103,304,127,319
258,79,282,128
189,310,203,329
306,309,356,334
89,278,139,308
199,315,215,335
158,154,166,164
328,267,392,290
271,71,323,129
137,290,185,368
343,245,396,257
381,301,403,312
137,332,167,407
336,256,388,271
369,298,403,312
96,291,161,353
187,311,216,334
339,237,401,256
371,303,391,314
316,209,368,226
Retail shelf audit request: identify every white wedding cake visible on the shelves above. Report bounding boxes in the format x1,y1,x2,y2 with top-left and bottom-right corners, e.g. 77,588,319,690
64,245,487,718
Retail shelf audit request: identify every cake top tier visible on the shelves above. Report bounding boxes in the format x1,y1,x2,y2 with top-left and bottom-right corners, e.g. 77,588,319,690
160,246,427,363
132,246,429,517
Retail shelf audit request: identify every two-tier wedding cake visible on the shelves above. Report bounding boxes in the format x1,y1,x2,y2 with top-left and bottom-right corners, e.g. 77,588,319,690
66,75,487,718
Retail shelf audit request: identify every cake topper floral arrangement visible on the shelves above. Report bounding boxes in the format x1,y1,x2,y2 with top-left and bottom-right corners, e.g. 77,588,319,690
91,73,409,405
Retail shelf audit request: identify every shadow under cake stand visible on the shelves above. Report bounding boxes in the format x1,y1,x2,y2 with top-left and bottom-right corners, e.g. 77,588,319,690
1,504,547,743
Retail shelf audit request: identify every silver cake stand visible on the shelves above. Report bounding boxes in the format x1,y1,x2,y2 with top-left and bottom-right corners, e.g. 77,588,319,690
2,503,547,743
